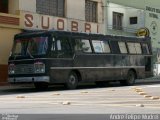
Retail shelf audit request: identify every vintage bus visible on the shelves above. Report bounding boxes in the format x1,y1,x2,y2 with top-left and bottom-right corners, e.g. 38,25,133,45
8,31,152,89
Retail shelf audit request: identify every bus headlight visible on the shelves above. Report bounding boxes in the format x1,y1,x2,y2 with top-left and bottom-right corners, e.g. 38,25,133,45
34,62,45,73
8,64,15,75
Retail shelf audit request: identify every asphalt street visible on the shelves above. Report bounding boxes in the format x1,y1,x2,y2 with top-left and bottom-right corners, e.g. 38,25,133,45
0,78,160,114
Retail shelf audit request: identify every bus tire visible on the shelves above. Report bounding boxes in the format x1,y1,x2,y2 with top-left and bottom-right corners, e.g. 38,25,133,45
34,82,49,90
65,72,78,89
120,70,136,86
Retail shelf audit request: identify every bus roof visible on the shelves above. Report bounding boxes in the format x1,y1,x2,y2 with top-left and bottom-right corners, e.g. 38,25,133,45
14,30,150,42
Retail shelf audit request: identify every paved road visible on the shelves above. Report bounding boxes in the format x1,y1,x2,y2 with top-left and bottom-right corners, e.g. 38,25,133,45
0,80,160,114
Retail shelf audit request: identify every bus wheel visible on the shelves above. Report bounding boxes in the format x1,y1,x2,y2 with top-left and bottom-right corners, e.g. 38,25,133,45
65,72,78,89
34,82,49,90
120,70,136,86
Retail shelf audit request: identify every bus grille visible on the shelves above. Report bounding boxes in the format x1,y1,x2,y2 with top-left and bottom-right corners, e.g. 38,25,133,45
15,64,35,74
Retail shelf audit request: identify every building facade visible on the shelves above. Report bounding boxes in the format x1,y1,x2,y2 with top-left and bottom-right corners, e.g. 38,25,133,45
0,0,21,85
1,0,160,84
105,0,160,63
18,0,105,34
0,0,105,84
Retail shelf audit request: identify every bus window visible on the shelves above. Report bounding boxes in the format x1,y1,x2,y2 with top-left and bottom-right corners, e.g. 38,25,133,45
14,41,24,55
28,37,48,55
127,42,142,54
118,42,128,54
51,38,55,51
92,40,111,53
56,37,72,58
57,40,62,50
103,41,111,53
75,39,92,53
135,43,142,54
127,42,136,54
13,39,28,56
92,40,103,53
57,37,71,51
142,43,150,54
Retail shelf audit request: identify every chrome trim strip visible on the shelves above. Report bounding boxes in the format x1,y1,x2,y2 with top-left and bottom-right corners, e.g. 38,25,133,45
9,58,73,62
9,53,152,62
8,76,50,83
50,66,145,70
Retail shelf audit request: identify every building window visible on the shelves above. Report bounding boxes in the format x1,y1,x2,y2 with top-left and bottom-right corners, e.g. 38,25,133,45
0,0,8,13
113,12,123,30
36,0,65,17
130,17,138,25
85,0,97,23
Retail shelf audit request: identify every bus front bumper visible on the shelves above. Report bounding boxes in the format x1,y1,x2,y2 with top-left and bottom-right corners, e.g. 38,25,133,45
8,76,50,83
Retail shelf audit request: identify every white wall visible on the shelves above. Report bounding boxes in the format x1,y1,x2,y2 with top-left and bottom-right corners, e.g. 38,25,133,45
107,3,126,29
66,0,85,21
9,0,19,14
109,0,160,10
126,9,145,31
18,0,103,23
19,0,105,34
106,3,145,35
19,0,36,13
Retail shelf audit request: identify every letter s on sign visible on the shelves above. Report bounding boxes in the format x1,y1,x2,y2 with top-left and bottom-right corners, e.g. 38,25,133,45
25,14,33,27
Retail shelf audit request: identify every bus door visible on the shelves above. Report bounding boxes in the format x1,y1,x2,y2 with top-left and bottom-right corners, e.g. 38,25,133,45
49,36,74,83
72,38,95,82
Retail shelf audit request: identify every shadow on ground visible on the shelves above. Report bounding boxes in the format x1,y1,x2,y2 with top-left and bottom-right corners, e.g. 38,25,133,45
0,80,160,96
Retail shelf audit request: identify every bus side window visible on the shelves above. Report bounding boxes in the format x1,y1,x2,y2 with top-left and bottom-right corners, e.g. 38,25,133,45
127,42,142,54
57,40,62,51
92,40,103,53
118,42,128,54
75,39,92,53
51,37,55,51
92,40,111,53
135,43,142,54
57,38,71,51
102,41,111,53
127,42,136,54
56,37,72,58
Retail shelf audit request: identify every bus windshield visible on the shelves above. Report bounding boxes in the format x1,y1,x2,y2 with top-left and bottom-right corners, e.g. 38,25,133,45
12,36,48,57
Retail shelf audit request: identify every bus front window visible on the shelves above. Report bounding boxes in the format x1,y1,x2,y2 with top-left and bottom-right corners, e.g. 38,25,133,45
12,37,48,57
27,37,48,55
13,39,28,56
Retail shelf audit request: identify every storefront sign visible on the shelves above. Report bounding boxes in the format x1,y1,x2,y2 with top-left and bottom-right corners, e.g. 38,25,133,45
137,28,150,37
146,6,160,19
22,12,102,34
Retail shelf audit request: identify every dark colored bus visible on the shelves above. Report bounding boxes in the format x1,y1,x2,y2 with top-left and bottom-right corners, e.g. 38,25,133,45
8,31,152,89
